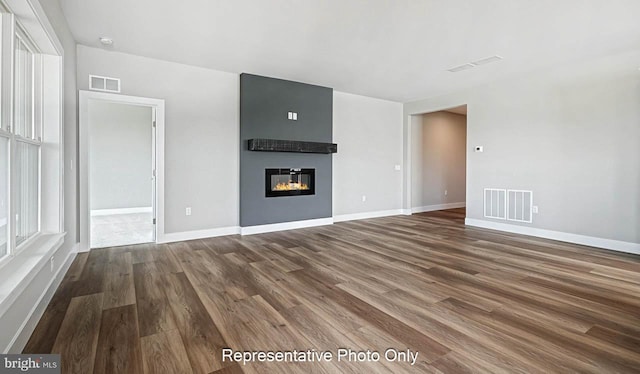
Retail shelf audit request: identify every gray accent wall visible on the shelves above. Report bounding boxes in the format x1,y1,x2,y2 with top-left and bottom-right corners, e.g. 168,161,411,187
240,74,332,227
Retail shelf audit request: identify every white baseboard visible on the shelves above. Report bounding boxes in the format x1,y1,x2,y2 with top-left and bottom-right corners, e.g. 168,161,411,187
240,217,333,236
158,226,241,244
465,218,640,255
6,243,77,353
412,202,466,214
333,209,403,223
90,207,152,216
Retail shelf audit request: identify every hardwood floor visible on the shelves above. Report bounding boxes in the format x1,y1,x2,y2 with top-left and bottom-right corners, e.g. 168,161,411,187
24,209,640,373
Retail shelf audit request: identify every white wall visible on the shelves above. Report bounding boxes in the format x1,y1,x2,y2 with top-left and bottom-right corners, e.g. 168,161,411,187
404,51,640,246
411,111,466,210
333,91,403,218
77,46,239,234
89,101,152,210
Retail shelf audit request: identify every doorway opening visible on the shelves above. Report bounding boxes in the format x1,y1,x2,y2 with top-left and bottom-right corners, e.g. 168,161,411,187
79,91,165,251
89,101,154,248
409,105,467,215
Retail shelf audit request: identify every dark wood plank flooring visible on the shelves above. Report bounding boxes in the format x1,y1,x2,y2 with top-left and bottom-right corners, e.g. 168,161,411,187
24,209,640,373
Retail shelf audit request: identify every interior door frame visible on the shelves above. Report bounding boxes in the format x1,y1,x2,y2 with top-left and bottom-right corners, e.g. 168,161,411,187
78,90,165,251
403,103,468,214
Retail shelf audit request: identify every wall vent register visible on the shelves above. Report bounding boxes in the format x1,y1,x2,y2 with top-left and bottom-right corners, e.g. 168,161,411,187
484,188,533,223
265,168,315,197
484,188,507,219
89,74,121,93
507,190,533,223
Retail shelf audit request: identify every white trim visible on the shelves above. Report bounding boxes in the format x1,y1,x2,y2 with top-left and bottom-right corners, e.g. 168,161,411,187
2,0,63,55
5,243,76,353
465,218,640,255
411,202,466,214
240,217,333,236
0,233,65,316
79,91,165,252
90,207,152,216
158,226,240,244
403,103,469,217
333,209,403,223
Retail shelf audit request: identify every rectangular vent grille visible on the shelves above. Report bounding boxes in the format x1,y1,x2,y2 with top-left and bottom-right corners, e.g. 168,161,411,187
447,63,475,73
89,75,121,93
471,55,503,66
484,188,506,219
507,190,533,223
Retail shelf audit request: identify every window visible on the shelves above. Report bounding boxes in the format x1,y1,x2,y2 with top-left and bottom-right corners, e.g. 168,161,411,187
0,137,7,258
0,18,43,263
14,31,35,139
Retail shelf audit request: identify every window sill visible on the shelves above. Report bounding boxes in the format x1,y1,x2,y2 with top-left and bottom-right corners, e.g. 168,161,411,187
0,232,66,319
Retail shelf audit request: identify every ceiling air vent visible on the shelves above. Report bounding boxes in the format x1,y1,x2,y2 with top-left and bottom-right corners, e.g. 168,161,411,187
447,55,503,72
471,55,503,66
89,75,121,93
447,63,475,73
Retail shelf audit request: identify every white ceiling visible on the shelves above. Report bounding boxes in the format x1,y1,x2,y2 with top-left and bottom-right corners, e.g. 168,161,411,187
59,0,640,102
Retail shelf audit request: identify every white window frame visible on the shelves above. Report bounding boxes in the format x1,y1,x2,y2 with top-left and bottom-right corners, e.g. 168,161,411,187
13,26,38,140
0,0,65,354
0,15,44,266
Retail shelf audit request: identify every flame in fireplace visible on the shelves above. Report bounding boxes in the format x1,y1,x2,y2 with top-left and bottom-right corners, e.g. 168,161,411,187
273,181,309,191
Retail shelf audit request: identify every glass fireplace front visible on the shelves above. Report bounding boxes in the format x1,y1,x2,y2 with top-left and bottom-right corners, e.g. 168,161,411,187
265,168,315,197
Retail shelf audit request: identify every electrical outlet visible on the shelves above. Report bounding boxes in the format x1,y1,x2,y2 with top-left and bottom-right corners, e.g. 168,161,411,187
394,165,401,171
361,195,367,202
186,207,192,216
532,206,539,214
444,190,448,196
50,256,54,272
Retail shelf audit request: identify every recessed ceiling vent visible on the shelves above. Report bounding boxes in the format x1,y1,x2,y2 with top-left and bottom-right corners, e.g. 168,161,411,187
471,55,503,66
89,75,121,93
447,55,503,73
447,63,475,73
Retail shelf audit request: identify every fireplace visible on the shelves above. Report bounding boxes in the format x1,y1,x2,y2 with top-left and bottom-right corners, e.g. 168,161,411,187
265,168,315,197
